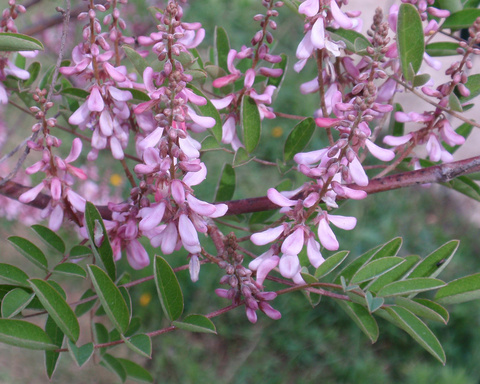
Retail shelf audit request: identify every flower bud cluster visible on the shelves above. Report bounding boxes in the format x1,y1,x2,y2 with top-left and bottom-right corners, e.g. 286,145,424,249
209,0,284,149
1,0,26,33
19,88,87,231
215,233,281,323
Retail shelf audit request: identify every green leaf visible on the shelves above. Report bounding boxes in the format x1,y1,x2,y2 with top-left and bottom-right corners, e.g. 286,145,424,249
201,135,221,151
1,288,34,318
443,122,472,154
442,175,480,202
0,33,44,51
457,74,480,103
123,45,147,77
0,263,29,287
241,95,262,154
29,279,80,343
315,251,349,279
365,292,384,313
119,287,132,322
385,306,445,364
60,87,89,101
173,314,217,334
68,340,94,368
93,323,109,355
233,147,254,167
88,265,129,334
118,358,154,383
436,0,462,13
23,62,41,87
350,257,405,284
396,297,449,324
407,240,459,279
214,26,230,72
389,103,404,137
123,334,152,358
125,316,142,337
267,53,288,90
38,59,69,91
214,163,236,202
187,84,223,141
191,48,204,69
44,316,64,379
74,289,97,317
435,272,480,304
31,225,65,254
327,28,372,54
249,210,277,226
425,42,461,57
53,263,87,279
442,9,480,30
335,300,379,343
334,238,401,284
367,255,420,293
69,245,93,259
0,319,57,350
101,354,127,383
154,255,184,323
15,52,26,69
397,4,425,81
413,73,431,87
85,202,116,281
449,92,463,112
7,236,48,271
283,117,315,162
377,278,446,297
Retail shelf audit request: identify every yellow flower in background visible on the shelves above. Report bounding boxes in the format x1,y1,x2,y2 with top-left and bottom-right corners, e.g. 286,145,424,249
271,126,283,138
110,173,123,187
139,292,152,307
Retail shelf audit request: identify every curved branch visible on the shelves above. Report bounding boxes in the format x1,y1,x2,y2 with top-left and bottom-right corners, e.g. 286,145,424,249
2,156,480,219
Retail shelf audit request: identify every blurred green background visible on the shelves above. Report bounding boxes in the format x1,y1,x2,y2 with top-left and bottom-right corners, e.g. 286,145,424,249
1,0,480,383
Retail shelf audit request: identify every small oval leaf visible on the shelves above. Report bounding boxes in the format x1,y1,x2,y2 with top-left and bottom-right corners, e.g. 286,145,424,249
53,263,87,279
31,225,65,254
0,319,57,350
29,279,80,343
241,95,262,154
397,4,424,81
0,33,44,51
1,288,34,318
154,255,184,322
7,236,48,271
173,314,217,334
377,278,446,297
0,263,30,287
435,272,480,305
88,265,130,334
214,163,236,202
283,117,315,162
315,251,349,279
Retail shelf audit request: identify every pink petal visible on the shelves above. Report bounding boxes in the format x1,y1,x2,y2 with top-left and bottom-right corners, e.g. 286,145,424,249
50,177,62,201
383,134,413,146
259,301,282,320
126,239,150,269
299,0,319,17
267,188,297,207
49,205,64,231
171,179,186,205
349,157,369,186
104,62,126,82
183,163,207,186
187,194,217,216
244,68,256,88
66,190,86,212
294,148,328,165
306,236,325,268
161,222,178,254
87,86,104,112
311,17,325,49
251,225,284,246
328,214,357,230
139,202,166,231
210,94,235,110
256,255,280,286
279,254,301,279
317,218,339,251
64,138,83,163
19,181,45,203
296,30,314,60
209,203,228,218
330,0,354,29
108,86,132,101
188,109,215,128
68,102,90,125
281,227,304,255
178,214,200,247
365,140,395,161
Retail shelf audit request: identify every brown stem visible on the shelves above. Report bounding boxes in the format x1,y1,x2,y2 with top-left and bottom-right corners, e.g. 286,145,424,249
3,155,480,219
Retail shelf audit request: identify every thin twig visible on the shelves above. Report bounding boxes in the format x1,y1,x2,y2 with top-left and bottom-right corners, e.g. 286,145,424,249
0,2,71,187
